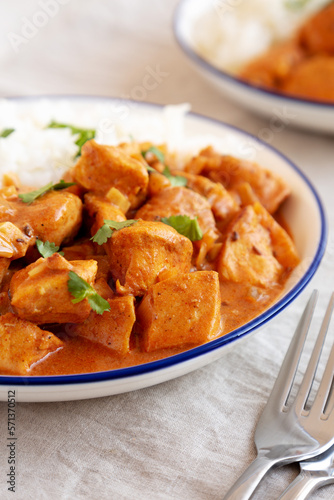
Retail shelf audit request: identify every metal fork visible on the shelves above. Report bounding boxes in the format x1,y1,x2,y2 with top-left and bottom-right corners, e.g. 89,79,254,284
223,290,334,500
278,444,334,499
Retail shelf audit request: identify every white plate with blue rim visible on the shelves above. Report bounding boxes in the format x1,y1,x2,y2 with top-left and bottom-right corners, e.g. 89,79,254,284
173,0,334,135
0,95,327,402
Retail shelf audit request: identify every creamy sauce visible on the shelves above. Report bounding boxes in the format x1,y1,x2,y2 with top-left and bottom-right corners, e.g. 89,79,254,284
30,281,281,376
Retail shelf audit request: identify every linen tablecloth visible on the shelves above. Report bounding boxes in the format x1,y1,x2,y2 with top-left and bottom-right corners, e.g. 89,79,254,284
0,1,334,499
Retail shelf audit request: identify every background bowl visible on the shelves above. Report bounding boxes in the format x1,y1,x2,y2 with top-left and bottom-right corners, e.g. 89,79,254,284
0,95,327,402
173,0,334,135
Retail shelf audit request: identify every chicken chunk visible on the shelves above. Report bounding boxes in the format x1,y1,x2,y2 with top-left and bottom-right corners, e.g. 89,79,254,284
0,313,63,374
239,40,305,88
171,171,239,224
84,192,126,237
299,3,334,55
106,220,193,296
0,190,82,247
10,253,97,324
0,221,32,283
73,140,149,209
217,203,298,287
69,296,135,355
136,186,219,239
189,148,290,214
137,271,222,352
281,56,334,102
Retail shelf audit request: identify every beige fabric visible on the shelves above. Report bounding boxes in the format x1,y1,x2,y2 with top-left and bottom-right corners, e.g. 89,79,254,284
0,1,334,498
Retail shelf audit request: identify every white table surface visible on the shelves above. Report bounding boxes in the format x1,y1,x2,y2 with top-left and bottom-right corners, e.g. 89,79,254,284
0,1,334,499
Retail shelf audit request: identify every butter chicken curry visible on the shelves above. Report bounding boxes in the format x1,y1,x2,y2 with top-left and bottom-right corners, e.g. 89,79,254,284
0,139,299,375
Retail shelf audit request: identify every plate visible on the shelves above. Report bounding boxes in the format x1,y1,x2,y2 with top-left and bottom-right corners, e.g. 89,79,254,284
173,0,334,134
0,95,327,402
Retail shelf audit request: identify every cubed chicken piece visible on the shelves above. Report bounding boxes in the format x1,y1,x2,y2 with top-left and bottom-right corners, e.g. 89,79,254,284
171,171,239,224
253,202,299,269
281,56,334,102
106,220,193,296
0,222,31,284
24,191,83,246
84,192,126,237
0,313,63,374
73,140,149,209
189,148,290,214
70,296,135,355
137,271,222,352
299,3,334,55
10,253,97,324
136,186,219,239
0,190,83,247
217,204,299,287
239,41,305,88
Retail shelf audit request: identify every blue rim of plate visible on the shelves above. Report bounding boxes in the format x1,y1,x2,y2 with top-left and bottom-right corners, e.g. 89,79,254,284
0,95,327,386
173,0,334,109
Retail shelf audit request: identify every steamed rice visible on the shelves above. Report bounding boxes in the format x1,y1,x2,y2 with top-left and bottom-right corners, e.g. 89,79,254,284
0,99,254,187
194,0,329,73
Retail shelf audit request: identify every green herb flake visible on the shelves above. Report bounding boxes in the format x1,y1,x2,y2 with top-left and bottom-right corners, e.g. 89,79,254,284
0,128,15,138
161,215,203,241
284,0,311,9
36,239,64,258
142,146,165,164
47,121,96,154
67,271,110,315
18,180,75,204
162,166,187,187
92,219,137,245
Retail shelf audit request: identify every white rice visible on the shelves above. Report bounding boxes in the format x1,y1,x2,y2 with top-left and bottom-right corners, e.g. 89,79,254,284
193,0,329,73
0,99,246,187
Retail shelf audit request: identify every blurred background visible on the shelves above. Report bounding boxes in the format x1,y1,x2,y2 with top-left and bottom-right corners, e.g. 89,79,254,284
0,0,246,127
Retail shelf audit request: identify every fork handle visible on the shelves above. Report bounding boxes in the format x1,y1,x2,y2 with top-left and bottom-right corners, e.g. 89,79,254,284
223,454,277,500
278,470,334,500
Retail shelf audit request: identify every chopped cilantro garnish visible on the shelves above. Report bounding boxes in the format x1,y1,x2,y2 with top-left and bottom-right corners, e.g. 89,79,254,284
47,121,95,154
162,166,187,187
142,146,165,164
161,215,203,241
92,219,137,245
141,146,187,185
67,271,110,315
284,0,311,9
36,239,64,258
0,128,15,138
18,180,75,204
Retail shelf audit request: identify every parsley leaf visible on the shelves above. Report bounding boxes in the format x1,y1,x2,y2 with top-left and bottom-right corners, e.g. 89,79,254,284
47,121,95,154
162,166,187,187
92,219,137,245
161,215,203,241
0,128,15,138
36,239,64,258
18,180,76,204
67,271,110,315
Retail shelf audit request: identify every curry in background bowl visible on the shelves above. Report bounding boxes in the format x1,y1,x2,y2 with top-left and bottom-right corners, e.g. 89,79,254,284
240,2,334,103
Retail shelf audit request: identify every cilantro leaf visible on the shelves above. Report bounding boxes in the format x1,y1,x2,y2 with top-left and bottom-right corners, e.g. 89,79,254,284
162,166,187,187
142,146,165,164
161,215,203,241
18,180,75,204
92,219,137,245
47,121,95,154
67,271,110,315
284,0,311,9
36,239,64,258
0,128,15,138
